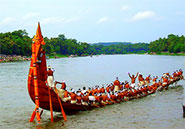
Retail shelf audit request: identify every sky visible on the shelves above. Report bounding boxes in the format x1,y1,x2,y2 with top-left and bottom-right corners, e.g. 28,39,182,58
0,0,185,43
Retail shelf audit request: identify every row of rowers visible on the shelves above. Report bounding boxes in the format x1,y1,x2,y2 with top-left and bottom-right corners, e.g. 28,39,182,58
52,69,183,105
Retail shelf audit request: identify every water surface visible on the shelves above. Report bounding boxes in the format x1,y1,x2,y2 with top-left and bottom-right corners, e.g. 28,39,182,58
0,55,184,129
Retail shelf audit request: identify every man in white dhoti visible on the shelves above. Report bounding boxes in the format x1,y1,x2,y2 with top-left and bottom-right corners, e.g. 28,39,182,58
47,65,55,88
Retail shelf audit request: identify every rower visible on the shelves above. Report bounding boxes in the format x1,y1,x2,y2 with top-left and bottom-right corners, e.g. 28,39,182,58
102,94,109,104
94,93,101,104
82,87,87,95
110,83,114,92
106,85,110,93
120,82,124,90
94,86,99,94
100,86,105,94
162,76,168,87
81,93,89,106
145,75,151,86
47,65,55,88
110,92,117,101
70,90,77,104
158,80,162,88
173,71,178,81
61,80,66,90
88,93,96,104
138,73,145,87
152,76,158,84
169,75,174,83
124,81,131,89
179,69,184,80
76,91,82,105
55,80,67,90
62,90,71,102
87,87,92,94
128,72,139,88
114,77,120,92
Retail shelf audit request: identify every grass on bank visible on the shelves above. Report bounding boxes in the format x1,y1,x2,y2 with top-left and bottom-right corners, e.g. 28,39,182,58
48,54,68,59
150,52,185,56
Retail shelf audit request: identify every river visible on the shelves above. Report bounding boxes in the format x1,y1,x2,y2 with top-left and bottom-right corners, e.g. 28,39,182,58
0,54,185,129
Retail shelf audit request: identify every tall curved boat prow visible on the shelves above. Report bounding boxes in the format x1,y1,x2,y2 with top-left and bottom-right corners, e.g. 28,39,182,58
28,23,93,113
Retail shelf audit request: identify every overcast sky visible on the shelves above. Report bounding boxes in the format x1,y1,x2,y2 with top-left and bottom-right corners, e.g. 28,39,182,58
0,0,185,43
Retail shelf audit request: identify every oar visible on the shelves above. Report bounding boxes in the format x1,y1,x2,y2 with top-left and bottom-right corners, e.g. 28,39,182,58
106,101,112,105
39,109,44,118
29,107,40,123
100,102,106,107
110,99,117,104
48,86,54,122
29,109,36,122
92,103,100,108
54,87,67,121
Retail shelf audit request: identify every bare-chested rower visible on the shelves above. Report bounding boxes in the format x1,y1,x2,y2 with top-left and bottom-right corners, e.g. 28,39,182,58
128,72,139,88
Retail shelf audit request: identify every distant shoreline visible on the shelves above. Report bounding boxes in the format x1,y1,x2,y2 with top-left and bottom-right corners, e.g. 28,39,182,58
0,55,31,63
149,52,185,56
1,52,184,63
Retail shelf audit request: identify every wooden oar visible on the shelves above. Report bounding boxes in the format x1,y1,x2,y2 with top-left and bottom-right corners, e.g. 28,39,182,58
110,99,117,104
48,86,53,122
100,102,106,107
92,103,100,108
54,87,67,121
39,109,44,118
29,109,36,122
106,101,112,105
181,103,185,118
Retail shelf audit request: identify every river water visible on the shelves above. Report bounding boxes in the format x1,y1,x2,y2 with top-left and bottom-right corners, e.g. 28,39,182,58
0,55,185,129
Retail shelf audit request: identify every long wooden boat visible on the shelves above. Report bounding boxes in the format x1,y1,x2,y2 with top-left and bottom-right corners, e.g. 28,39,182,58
28,23,183,117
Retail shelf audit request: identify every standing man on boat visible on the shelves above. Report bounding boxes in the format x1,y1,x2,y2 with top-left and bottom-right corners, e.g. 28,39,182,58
114,77,120,92
128,72,139,88
47,65,55,88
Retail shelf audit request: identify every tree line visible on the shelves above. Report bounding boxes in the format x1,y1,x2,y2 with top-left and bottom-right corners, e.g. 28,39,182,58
149,34,185,53
0,30,184,56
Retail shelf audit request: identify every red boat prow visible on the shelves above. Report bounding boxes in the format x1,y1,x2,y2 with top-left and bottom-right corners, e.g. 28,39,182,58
28,23,93,113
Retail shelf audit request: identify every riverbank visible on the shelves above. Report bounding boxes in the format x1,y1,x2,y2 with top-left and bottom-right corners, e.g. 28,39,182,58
149,52,185,56
1,52,184,63
0,55,31,63
48,54,68,59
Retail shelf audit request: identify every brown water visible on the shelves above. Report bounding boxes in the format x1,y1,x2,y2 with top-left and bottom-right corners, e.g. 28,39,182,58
0,55,185,129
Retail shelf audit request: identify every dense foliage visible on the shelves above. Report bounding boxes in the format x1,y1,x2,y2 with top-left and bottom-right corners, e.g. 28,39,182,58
149,34,185,53
0,30,32,56
88,43,149,55
0,30,184,56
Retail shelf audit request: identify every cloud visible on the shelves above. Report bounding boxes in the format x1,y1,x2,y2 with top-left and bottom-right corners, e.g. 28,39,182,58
129,11,157,22
97,17,109,24
121,6,129,11
22,13,40,20
0,17,16,25
41,17,79,24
